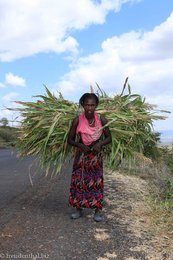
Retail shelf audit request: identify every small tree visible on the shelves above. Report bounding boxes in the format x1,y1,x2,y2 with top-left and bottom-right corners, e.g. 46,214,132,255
0,117,9,127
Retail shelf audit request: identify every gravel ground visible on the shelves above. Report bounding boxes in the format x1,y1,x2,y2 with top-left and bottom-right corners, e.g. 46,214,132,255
0,159,173,260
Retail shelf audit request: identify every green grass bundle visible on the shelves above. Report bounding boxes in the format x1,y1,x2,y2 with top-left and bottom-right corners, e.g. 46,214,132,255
14,87,79,176
96,82,167,167
12,80,168,176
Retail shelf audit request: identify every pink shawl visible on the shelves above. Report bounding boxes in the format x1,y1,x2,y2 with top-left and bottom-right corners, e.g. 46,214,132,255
76,112,103,146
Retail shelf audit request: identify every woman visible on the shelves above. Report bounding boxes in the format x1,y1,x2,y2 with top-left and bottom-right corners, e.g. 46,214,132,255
67,93,112,222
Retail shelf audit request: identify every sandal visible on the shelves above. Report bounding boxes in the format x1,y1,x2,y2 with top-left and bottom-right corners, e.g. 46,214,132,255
71,208,83,219
94,209,103,222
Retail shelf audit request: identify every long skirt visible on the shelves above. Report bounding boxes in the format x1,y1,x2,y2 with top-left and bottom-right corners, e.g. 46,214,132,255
69,148,104,209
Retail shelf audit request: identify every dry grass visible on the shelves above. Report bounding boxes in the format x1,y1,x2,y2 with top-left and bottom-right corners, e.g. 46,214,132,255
104,166,173,259
109,155,173,257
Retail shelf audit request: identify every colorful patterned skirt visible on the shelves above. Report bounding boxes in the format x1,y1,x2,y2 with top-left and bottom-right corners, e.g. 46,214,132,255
69,148,104,209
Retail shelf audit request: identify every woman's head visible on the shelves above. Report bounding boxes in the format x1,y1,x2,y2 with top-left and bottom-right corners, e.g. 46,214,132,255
79,93,99,106
79,93,99,117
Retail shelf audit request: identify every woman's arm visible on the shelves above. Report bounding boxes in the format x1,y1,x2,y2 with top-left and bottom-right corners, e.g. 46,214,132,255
99,114,112,146
67,117,79,147
67,117,90,153
92,115,112,153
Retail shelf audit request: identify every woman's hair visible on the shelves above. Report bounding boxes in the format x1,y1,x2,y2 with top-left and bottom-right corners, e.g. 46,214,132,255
79,93,99,106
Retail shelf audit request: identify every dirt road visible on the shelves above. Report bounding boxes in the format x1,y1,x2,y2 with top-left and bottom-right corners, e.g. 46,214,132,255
0,149,172,259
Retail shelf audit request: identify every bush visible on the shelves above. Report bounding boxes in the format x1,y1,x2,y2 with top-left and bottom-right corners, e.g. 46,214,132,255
0,126,18,147
158,145,173,174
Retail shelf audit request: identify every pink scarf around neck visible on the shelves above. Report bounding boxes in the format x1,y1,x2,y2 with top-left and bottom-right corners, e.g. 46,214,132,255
76,112,103,146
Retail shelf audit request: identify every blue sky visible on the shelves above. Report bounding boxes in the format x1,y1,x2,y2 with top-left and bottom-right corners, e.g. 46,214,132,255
0,0,173,131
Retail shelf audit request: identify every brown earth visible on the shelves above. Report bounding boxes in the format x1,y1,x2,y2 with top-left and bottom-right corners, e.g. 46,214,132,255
0,162,173,260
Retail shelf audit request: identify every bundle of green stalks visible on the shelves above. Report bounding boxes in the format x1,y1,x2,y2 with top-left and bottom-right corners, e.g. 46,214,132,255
13,87,78,176
12,79,168,176
96,79,167,168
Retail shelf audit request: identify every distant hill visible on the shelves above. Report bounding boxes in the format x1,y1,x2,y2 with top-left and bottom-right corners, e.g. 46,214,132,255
159,130,173,145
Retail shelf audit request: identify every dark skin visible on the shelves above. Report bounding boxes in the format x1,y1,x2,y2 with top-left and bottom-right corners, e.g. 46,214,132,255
67,98,112,154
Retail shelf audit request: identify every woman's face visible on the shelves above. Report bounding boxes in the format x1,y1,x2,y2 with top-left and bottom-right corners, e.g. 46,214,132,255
83,98,97,118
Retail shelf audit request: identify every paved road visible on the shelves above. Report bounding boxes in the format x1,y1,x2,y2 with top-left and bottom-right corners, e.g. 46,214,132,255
0,149,41,208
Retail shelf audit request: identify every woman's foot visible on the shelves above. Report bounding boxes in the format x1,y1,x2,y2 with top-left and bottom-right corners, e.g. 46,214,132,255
71,208,83,219
94,209,103,222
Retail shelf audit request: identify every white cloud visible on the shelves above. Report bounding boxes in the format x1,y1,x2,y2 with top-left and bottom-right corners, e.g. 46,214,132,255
55,12,173,130
2,92,19,102
5,73,26,87
103,12,173,62
0,83,6,88
0,0,138,61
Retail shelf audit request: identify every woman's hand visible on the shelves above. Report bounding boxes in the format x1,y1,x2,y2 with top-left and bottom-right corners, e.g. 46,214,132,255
77,143,91,153
92,142,102,154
